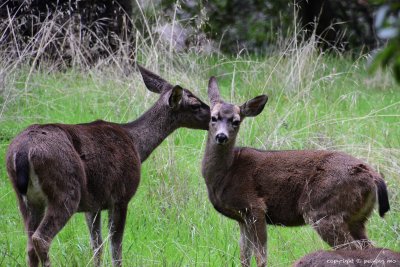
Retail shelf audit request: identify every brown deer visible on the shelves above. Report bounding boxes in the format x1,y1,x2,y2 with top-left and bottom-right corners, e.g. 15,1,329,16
5,65,210,267
293,248,400,267
201,77,390,267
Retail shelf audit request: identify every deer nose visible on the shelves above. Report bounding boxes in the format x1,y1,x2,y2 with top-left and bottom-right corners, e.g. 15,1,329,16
215,133,228,144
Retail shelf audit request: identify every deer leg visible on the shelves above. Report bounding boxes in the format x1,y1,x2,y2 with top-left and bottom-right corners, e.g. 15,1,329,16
243,211,267,267
31,192,80,267
108,203,128,267
239,222,252,267
85,211,103,267
308,214,357,250
18,195,45,267
251,216,267,267
349,221,373,249
26,205,45,267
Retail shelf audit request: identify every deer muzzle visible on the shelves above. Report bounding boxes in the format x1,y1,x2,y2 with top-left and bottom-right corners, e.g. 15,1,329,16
215,133,228,144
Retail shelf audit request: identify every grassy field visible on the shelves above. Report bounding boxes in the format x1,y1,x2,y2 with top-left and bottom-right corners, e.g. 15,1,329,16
0,47,399,266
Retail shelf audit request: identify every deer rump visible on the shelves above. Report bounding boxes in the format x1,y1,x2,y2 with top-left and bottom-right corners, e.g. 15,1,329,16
209,147,389,226
7,120,140,212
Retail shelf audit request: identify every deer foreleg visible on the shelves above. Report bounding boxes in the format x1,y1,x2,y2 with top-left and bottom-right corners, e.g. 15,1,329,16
108,204,128,267
244,210,267,267
85,211,103,267
239,222,253,267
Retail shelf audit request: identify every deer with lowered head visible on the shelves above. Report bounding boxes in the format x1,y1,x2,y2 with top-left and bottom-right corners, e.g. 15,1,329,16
201,77,390,267
293,248,400,267
6,65,210,267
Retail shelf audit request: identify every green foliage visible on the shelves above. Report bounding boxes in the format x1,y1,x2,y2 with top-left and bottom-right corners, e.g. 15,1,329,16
370,2,400,84
159,0,381,53
161,0,292,53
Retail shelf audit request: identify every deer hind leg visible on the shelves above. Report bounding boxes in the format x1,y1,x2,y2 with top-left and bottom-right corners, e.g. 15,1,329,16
85,211,103,267
240,210,267,267
18,195,45,267
108,203,128,267
307,214,358,250
348,221,373,249
347,193,375,249
26,204,45,267
31,190,80,267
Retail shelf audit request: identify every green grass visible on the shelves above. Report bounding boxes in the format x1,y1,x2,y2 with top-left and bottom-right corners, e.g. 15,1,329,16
0,52,399,267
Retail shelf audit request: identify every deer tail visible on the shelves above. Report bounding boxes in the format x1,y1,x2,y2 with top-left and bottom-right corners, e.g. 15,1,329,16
375,175,390,218
15,150,30,195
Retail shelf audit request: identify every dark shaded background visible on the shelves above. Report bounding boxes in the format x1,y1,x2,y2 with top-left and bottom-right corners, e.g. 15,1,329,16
1,0,398,66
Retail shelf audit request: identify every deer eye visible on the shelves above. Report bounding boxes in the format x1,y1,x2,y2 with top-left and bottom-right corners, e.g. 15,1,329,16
232,120,240,127
211,116,218,123
191,104,201,111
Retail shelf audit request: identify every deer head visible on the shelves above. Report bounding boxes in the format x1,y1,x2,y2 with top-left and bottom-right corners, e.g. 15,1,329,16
138,65,210,130
207,76,268,145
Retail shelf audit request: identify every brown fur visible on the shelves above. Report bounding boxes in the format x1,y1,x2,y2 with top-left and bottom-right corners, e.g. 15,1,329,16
6,66,210,267
293,248,400,267
201,77,390,267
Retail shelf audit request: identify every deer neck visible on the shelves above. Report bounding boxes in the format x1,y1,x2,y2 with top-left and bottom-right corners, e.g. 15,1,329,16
202,133,236,184
123,102,178,162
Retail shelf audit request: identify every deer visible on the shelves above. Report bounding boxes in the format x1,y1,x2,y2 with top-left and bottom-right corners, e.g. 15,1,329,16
201,76,390,267
5,65,210,267
293,248,400,267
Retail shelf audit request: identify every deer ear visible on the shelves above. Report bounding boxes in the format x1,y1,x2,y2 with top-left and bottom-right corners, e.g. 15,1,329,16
208,76,221,106
168,85,183,109
138,64,172,94
240,95,268,117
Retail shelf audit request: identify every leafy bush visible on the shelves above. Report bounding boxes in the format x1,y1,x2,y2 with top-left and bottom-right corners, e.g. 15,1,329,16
370,2,400,84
